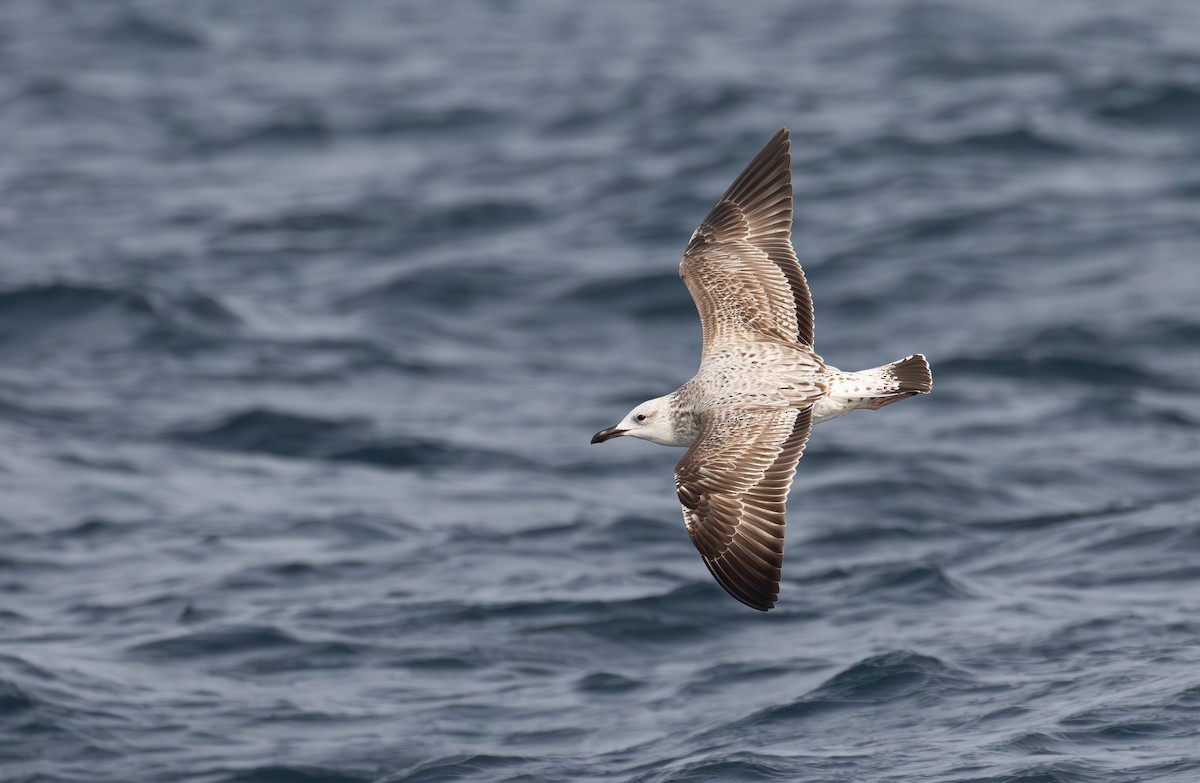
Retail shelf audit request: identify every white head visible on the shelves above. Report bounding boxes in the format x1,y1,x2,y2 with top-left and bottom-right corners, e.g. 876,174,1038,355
591,395,683,447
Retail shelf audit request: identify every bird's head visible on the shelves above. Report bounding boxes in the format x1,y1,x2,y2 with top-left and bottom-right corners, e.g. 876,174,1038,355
591,396,679,446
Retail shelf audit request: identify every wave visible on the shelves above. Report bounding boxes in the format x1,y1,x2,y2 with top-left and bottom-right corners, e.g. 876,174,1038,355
328,437,533,471
972,501,1141,532
179,102,505,154
678,660,824,699
49,516,140,540
99,10,206,50
0,283,241,354
1093,83,1200,128
127,624,303,659
220,559,371,588
718,651,982,730
946,760,1111,783
940,354,1165,387
0,679,34,715
0,283,413,384
424,583,722,636
800,650,977,702
127,625,371,678
215,196,539,260
344,263,529,312
877,126,1079,157
166,407,532,471
376,755,535,783
1129,315,1200,347
224,199,538,243
167,409,369,458
198,337,436,383
0,392,89,426
575,671,645,694
632,754,797,783
561,272,692,321
849,563,975,602
215,766,372,783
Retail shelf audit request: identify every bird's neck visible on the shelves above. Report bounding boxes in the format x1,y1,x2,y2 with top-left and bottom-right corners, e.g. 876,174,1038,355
661,393,701,447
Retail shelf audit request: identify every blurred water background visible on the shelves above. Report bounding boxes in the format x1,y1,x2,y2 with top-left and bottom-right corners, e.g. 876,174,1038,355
3,1,1200,781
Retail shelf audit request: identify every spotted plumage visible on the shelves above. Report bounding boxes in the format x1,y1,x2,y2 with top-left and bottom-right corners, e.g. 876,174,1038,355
591,129,932,611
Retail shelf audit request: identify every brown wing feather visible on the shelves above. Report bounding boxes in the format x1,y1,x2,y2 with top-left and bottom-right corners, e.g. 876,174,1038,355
680,128,815,352
674,406,814,611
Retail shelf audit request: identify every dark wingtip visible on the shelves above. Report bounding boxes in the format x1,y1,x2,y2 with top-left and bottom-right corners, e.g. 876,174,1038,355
701,557,780,612
736,593,776,612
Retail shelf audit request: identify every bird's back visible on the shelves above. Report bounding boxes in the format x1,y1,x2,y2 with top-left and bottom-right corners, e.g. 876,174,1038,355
680,339,825,413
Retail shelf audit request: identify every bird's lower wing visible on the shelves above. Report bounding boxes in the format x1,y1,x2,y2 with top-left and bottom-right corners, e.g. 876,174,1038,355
674,406,814,611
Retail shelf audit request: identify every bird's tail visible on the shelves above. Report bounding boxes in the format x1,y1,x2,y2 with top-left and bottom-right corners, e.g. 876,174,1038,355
851,354,932,409
883,353,932,395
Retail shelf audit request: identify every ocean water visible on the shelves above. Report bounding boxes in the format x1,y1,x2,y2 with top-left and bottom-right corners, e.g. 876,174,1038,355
2,1,1200,781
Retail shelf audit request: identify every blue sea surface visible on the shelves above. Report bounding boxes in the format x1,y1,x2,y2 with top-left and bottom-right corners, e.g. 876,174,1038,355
3,1,1200,781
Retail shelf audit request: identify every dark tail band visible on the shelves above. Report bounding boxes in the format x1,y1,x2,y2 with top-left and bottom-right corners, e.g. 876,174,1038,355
888,354,932,394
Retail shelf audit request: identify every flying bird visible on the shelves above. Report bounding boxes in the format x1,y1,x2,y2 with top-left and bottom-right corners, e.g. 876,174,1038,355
591,129,932,612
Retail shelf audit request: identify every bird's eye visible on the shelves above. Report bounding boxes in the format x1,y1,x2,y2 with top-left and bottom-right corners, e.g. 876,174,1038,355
636,414,647,422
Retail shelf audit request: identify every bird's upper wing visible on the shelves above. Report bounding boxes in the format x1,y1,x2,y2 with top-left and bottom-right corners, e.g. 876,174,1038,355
680,128,815,354
675,405,813,611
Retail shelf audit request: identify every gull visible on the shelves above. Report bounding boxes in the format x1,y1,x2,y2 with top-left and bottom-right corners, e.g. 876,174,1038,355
591,129,932,612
